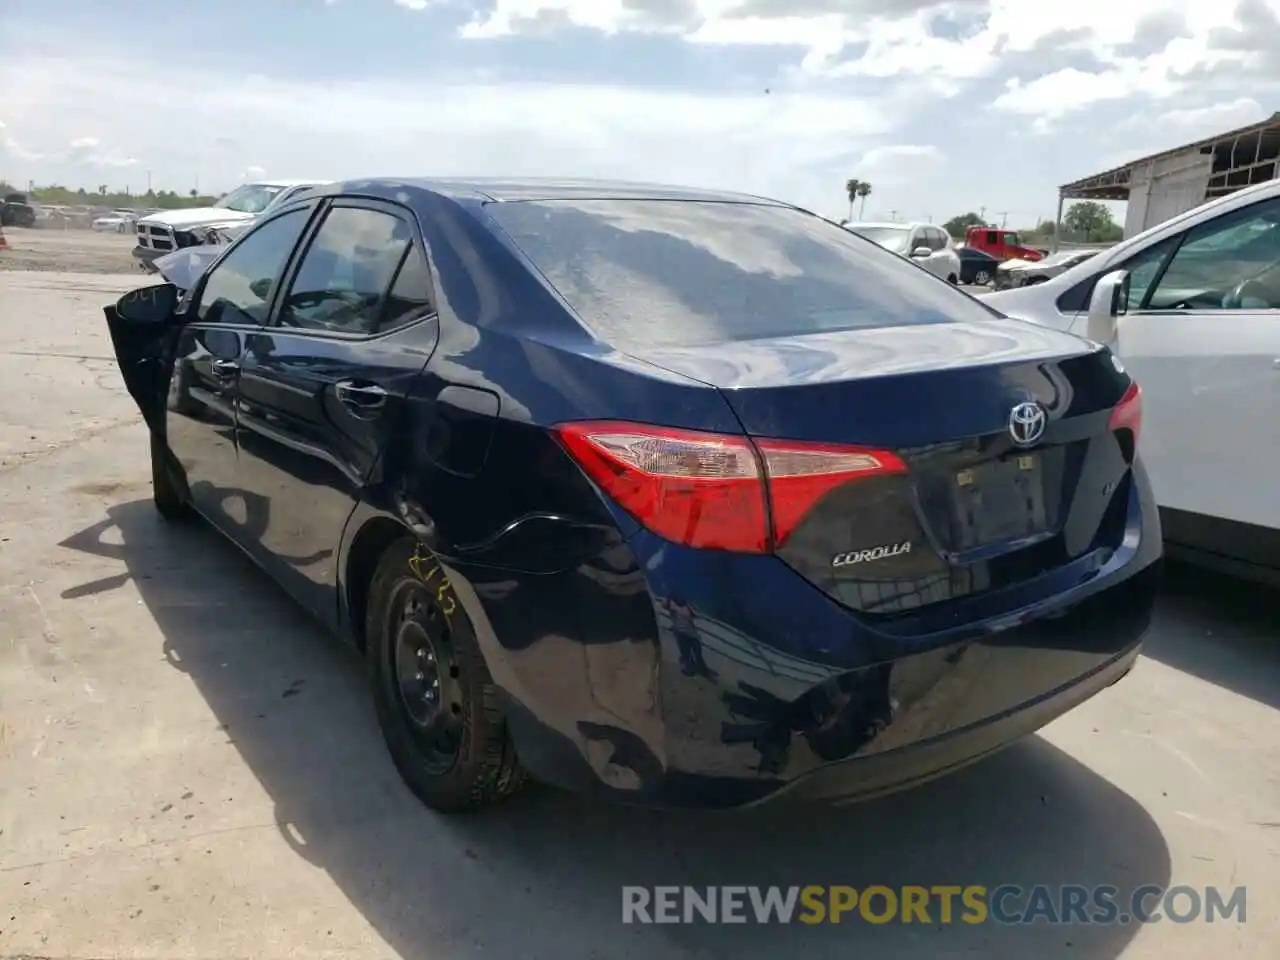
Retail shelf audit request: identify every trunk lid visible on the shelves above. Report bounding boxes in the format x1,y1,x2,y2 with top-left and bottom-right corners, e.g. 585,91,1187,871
622,320,1137,619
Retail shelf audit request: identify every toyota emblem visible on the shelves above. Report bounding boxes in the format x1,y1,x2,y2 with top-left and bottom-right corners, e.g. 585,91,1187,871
1008,401,1046,447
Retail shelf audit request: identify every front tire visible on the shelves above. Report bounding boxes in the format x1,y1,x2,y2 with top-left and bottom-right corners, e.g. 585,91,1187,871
947,273,958,284
150,432,192,522
366,537,524,813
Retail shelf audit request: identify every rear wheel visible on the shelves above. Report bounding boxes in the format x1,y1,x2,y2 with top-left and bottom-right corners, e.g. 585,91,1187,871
150,432,192,522
974,269,991,285
366,537,524,812
947,274,958,284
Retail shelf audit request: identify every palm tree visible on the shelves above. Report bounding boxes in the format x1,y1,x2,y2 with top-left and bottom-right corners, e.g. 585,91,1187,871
856,181,872,218
845,179,862,222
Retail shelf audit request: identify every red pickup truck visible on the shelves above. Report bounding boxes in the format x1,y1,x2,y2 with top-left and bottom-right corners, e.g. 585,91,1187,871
964,226,1043,262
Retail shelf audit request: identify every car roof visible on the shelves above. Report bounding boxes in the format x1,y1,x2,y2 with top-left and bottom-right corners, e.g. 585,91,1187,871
850,221,913,229
298,176,790,206
254,178,328,187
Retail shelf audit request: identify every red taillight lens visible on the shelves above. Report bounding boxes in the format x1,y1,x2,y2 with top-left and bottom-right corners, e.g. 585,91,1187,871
555,421,905,553
756,438,905,546
1108,381,1142,447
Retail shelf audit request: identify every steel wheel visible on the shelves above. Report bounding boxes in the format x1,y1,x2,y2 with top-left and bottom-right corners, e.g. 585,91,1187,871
387,578,465,774
366,537,525,812
974,269,991,285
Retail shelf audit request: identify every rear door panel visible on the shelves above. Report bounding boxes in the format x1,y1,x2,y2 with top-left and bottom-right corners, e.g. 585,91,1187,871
232,199,441,623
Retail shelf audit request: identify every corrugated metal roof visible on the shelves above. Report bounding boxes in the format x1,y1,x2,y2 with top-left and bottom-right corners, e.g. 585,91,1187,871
1059,111,1280,198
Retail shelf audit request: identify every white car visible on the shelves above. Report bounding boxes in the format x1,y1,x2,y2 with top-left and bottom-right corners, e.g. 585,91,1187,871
91,210,139,233
984,178,1280,581
993,249,1099,290
847,222,961,284
132,179,326,271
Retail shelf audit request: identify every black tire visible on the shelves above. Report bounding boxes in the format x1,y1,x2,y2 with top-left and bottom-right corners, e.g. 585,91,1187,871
150,432,192,521
947,273,958,284
974,269,991,285
366,537,524,812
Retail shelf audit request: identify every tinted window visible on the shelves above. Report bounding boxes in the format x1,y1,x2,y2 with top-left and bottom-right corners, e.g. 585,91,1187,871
195,208,309,325
486,199,999,346
279,206,413,334
1146,198,1280,309
927,228,950,251
380,242,436,332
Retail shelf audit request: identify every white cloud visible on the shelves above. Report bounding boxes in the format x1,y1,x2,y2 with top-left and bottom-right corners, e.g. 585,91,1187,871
1153,97,1266,135
459,0,1280,117
853,144,944,186
0,53,901,217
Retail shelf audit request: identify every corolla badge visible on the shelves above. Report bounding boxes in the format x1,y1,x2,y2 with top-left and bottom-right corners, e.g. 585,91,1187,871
832,542,912,567
1008,401,1046,447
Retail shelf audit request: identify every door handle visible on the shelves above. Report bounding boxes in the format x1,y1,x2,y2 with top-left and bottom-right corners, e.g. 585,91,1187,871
210,358,240,380
335,381,388,417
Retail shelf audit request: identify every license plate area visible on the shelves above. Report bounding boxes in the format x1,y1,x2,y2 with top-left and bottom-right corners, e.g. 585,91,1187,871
950,453,1048,550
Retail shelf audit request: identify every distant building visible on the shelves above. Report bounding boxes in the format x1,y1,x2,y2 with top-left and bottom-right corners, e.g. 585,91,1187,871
1055,111,1280,244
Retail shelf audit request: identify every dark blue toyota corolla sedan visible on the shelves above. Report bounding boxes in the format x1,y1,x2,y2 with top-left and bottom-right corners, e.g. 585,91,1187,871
104,177,1161,813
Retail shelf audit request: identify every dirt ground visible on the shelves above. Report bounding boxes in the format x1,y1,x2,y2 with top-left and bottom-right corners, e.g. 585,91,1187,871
0,236,1276,959
0,225,140,274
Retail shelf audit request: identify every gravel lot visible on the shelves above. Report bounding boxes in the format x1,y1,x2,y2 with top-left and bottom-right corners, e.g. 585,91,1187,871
0,231,1276,959
0,225,139,274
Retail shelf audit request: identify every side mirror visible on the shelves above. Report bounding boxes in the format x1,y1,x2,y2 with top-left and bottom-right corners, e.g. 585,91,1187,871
1086,270,1129,344
249,277,272,300
910,246,932,259
113,283,179,325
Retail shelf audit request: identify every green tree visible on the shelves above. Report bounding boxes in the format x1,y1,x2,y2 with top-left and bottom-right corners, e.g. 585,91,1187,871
845,178,862,222
943,212,986,238
856,181,872,217
1062,201,1116,242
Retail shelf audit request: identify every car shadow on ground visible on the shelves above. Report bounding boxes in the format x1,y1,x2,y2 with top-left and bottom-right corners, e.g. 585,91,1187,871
1140,559,1280,710
58,499,1170,960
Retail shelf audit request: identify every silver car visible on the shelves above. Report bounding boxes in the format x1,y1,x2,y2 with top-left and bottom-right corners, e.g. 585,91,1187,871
846,221,962,284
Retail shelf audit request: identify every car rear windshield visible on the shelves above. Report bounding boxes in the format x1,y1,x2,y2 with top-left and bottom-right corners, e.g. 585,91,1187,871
484,198,999,346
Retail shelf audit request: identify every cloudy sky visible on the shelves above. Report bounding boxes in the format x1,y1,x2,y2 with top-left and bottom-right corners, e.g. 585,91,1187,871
1,0,1277,224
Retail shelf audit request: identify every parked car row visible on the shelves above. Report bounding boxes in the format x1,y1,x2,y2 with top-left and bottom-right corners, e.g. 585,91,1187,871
105,176,1163,817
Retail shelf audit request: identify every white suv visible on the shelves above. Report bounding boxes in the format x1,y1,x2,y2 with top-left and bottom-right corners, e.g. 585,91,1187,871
846,221,961,284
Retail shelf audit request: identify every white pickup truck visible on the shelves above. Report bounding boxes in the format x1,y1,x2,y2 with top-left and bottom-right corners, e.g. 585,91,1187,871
131,179,325,271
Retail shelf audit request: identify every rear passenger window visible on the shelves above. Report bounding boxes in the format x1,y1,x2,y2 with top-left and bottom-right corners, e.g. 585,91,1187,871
278,206,413,335
380,242,436,332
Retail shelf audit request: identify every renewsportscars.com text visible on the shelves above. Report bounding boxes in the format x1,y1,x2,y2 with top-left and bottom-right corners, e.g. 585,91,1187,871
621,885,1247,926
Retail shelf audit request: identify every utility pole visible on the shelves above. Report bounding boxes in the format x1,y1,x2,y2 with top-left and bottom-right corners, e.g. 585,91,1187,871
146,170,152,193
888,209,898,222
979,205,986,224
995,211,1010,228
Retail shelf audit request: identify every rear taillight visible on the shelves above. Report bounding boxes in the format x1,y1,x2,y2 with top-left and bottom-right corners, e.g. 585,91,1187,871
1108,381,1142,447
554,421,905,553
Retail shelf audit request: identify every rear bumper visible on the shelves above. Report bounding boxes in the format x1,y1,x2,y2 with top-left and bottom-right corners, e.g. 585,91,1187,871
756,636,1141,807
451,461,1162,811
